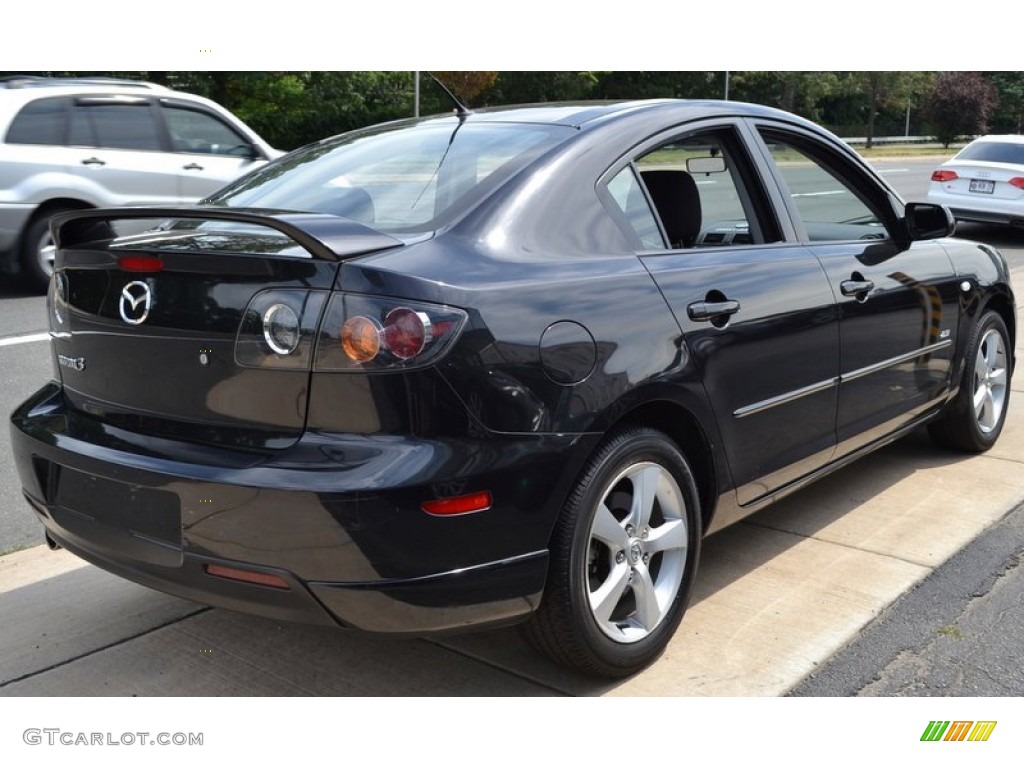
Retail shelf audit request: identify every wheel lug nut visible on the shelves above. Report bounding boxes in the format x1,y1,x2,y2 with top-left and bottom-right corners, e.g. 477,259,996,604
625,525,635,536
643,553,650,564
616,552,625,564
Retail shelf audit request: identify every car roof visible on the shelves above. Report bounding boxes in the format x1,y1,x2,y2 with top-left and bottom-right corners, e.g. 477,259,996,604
0,75,168,92
450,99,815,129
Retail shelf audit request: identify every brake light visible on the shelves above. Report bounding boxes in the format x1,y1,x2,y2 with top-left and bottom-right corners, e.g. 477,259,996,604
118,255,164,272
931,170,959,183
1009,177,1024,190
317,294,467,371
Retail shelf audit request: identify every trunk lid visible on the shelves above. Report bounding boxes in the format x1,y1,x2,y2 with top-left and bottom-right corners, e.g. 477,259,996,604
50,207,401,451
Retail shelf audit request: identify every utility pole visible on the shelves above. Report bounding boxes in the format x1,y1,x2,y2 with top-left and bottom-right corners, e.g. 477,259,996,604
414,71,420,118
724,71,730,101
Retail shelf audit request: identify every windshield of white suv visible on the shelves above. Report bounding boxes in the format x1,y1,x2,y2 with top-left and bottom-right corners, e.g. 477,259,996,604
208,119,571,232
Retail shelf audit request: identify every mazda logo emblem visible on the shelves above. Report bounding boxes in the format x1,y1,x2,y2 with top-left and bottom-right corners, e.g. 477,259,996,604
119,281,152,325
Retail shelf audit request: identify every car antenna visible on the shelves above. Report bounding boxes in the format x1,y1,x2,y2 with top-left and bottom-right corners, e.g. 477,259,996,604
426,72,472,120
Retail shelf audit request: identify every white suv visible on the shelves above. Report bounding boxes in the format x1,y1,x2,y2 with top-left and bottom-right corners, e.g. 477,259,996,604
0,76,280,290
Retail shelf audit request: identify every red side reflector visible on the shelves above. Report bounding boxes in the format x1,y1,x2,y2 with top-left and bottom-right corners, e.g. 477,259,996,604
421,491,492,517
204,563,290,589
1009,177,1024,190
931,170,958,183
118,255,164,272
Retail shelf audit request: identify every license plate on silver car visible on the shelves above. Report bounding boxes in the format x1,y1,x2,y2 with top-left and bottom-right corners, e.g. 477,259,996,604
969,179,995,194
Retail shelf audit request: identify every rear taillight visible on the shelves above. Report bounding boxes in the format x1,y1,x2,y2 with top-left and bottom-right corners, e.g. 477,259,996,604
235,290,327,370
931,170,959,182
316,294,466,372
235,291,466,372
1009,177,1024,190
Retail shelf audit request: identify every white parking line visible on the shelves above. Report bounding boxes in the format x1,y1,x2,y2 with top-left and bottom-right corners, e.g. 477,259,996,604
0,332,49,348
876,168,910,174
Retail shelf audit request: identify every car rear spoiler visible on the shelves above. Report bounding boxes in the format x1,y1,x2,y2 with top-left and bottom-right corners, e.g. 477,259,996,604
50,206,404,261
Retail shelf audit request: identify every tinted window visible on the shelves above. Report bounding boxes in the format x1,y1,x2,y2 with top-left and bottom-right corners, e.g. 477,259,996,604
212,120,570,231
6,97,67,145
69,103,162,151
760,133,887,242
164,105,249,156
957,141,1024,165
606,166,663,249
617,129,772,249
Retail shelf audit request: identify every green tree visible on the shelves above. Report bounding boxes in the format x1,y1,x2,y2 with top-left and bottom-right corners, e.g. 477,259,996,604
988,72,1024,133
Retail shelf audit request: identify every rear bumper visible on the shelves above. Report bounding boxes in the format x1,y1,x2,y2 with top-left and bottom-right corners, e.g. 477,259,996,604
11,384,589,634
927,189,1024,226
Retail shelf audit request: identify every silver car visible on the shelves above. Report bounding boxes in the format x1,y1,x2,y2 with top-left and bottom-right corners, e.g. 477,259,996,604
0,76,280,290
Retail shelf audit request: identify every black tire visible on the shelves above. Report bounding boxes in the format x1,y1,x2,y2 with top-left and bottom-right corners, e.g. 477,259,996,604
523,427,702,678
19,211,61,293
929,310,1011,452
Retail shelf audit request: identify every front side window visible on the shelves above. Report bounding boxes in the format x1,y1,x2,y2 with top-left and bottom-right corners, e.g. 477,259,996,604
163,105,250,156
69,103,162,151
759,132,888,242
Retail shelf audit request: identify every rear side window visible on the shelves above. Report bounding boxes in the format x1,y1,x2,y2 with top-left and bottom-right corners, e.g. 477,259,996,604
69,102,162,151
957,141,1024,165
6,97,67,145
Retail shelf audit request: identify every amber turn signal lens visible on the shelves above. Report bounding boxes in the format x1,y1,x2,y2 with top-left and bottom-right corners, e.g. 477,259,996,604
341,315,382,363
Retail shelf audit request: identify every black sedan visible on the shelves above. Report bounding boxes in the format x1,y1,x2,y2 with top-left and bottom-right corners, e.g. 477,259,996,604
10,100,1015,678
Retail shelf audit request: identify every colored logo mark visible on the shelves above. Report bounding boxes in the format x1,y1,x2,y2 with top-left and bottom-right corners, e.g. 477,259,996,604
921,721,997,742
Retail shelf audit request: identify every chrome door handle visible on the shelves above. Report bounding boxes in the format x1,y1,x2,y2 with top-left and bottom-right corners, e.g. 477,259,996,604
182,163,204,171
840,279,875,297
81,157,105,166
687,299,741,322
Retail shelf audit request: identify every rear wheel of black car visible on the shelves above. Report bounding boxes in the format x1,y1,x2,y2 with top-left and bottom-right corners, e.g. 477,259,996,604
929,310,1011,452
524,427,701,678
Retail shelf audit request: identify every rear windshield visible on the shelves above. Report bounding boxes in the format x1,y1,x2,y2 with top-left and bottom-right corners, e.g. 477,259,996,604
209,119,571,232
956,141,1024,165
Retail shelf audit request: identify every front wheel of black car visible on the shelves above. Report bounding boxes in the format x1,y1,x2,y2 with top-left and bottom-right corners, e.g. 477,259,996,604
524,427,701,678
929,310,1011,452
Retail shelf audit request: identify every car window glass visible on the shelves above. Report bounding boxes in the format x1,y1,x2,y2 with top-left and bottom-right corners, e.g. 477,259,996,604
6,97,67,145
606,166,664,249
164,106,249,156
213,122,570,231
760,136,888,242
632,132,761,248
956,141,1024,165
69,103,161,151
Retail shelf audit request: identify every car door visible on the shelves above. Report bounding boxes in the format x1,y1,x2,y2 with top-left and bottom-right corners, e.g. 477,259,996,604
751,125,961,456
66,97,182,205
610,124,840,507
158,101,268,201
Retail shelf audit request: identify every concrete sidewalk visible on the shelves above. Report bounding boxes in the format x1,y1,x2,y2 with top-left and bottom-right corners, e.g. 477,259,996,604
2,289,1022,696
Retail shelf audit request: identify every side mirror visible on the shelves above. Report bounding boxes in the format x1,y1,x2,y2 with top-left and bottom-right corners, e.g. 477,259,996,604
905,202,955,241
